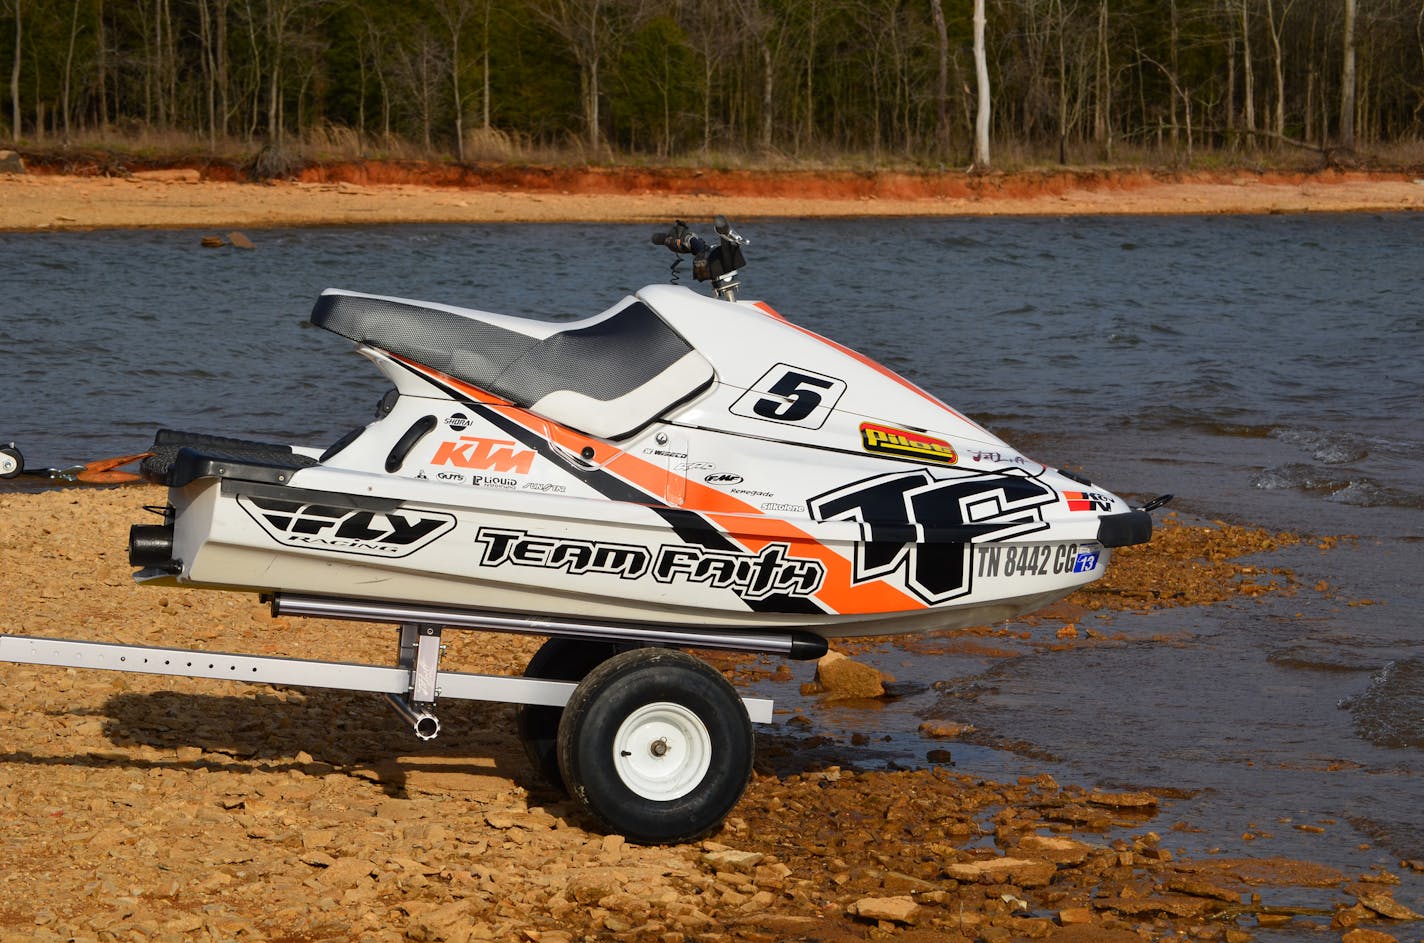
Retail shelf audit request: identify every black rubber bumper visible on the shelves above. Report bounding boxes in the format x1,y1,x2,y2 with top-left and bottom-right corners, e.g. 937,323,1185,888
1096,509,1153,548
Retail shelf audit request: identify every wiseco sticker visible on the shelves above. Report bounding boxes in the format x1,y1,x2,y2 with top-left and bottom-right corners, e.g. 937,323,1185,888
859,422,957,465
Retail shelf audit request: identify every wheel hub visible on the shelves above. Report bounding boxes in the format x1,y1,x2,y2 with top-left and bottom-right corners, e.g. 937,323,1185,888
612,701,711,801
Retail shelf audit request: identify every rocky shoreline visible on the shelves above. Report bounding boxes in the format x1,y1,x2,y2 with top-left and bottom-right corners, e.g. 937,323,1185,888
1,485,1419,942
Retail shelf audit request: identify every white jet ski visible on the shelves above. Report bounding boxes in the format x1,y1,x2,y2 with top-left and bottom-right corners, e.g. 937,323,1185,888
8,218,1167,844
129,218,1158,641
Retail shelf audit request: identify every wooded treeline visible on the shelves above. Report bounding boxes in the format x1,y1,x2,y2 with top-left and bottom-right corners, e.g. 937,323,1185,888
4,0,1422,167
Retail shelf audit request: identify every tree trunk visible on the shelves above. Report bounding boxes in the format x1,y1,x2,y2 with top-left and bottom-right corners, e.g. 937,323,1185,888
1240,0,1255,147
972,0,990,169
10,0,21,142
199,0,216,144
1094,0,1111,156
62,0,80,139
1265,0,1288,143
96,0,108,133
450,31,464,160
760,42,772,151
1054,0,1068,162
481,1,490,129
1339,0,1356,148
216,0,229,138
929,0,949,156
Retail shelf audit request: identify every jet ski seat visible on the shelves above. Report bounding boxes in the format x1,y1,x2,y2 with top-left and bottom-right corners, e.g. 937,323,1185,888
310,289,714,440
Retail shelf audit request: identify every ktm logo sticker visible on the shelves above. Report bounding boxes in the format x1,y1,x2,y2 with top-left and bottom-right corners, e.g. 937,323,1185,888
860,422,957,465
431,436,535,474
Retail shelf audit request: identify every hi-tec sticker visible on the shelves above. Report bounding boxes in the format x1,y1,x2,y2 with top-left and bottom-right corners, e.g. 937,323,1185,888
239,495,455,557
860,422,957,465
730,364,846,429
473,527,825,601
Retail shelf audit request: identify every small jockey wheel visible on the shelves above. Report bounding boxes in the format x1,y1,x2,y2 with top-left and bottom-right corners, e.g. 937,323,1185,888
556,648,754,844
0,444,23,479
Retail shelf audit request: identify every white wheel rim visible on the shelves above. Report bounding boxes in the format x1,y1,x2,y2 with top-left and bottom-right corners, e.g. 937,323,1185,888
612,701,712,802
0,454,16,475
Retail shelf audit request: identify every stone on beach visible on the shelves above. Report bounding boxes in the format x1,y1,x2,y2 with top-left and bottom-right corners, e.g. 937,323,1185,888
0,149,24,174
943,855,1057,887
800,649,886,699
850,895,921,925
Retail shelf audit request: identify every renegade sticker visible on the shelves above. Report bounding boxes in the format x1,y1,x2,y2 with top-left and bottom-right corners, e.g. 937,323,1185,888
239,495,455,557
860,422,957,465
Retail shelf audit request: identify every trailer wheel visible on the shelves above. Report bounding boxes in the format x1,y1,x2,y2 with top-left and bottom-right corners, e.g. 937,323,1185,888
557,648,753,844
0,445,22,479
516,638,628,789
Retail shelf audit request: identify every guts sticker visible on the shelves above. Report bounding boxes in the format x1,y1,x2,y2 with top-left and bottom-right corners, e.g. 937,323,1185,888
860,422,957,465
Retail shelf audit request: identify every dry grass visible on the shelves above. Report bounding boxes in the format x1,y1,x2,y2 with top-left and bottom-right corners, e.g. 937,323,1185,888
12,123,1424,175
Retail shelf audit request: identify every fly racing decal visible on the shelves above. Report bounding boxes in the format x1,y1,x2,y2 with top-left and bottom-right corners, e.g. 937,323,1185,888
808,470,1055,605
238,495,455,557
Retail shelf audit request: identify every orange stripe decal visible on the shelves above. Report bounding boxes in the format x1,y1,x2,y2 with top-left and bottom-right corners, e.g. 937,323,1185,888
404,357,926,617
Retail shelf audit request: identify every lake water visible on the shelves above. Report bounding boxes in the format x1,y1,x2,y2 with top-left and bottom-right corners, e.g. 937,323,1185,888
3,216,1421,908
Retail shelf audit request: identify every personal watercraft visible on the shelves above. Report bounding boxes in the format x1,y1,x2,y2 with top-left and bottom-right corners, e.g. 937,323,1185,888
5,218,1164,843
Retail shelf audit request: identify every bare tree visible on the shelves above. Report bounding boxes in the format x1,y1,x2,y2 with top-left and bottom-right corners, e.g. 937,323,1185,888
1263,0,1291,142
1093,0,1111,155
8,0,20,142
531,0,646,153
928,0,949,155
972,0,990,168
430,0,479,161
1340,0,1356,147
1239,0,1255,146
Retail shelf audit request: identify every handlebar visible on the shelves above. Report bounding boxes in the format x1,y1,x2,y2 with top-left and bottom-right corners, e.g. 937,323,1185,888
651,216,749,301
650,216,748,256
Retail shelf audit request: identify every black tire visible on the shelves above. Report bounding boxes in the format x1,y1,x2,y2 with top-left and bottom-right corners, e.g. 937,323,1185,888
557,648,753,844
0,446,22,479
515,638,628,789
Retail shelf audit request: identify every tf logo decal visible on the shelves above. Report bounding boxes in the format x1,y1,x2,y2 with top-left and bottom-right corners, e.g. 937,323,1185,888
808,470,1054,604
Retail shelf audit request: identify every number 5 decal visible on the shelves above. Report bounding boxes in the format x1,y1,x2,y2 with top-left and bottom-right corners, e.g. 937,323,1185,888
730,363,847,429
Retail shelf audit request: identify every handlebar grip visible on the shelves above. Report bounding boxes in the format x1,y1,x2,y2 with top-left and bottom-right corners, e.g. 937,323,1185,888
652,231,707,255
